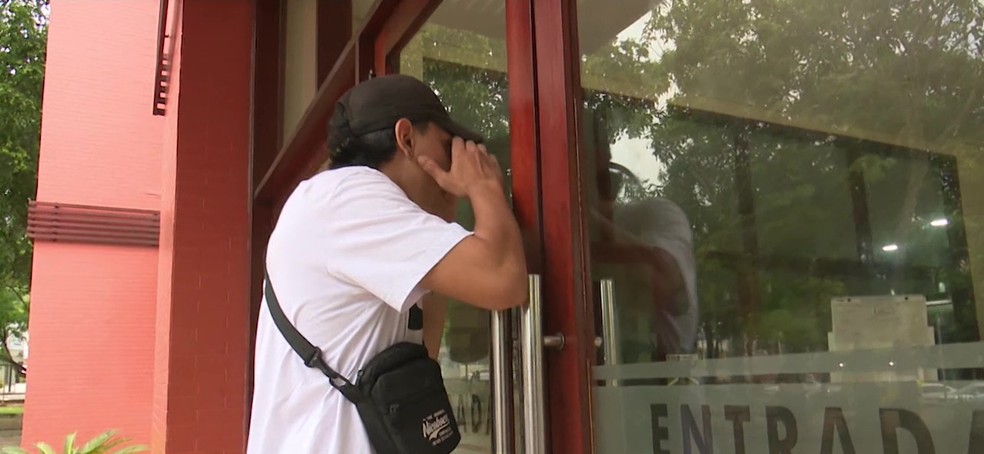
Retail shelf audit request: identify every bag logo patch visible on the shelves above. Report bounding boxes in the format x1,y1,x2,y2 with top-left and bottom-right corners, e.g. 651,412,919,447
422,409,453,445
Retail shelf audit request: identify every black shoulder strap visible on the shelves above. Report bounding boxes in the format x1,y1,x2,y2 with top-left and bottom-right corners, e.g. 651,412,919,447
264,272,361,401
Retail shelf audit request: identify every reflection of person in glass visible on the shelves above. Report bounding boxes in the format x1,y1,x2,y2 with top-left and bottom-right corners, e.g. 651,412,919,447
596,164,699,360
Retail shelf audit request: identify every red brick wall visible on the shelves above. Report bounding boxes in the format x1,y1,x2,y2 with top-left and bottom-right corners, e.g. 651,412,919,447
152,1,254,452
23,0,164,448
34,0,164,209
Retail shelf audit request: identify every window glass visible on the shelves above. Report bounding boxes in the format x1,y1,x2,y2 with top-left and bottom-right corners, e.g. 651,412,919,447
281,0,318,143
579,0,984,452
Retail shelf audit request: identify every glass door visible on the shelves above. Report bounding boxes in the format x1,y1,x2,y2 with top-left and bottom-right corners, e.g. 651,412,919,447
398,22,507,454
386,2,534,453
572,0,984,453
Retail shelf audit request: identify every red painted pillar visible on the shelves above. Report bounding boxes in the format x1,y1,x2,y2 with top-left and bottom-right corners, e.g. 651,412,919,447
153,1,254,452
22,0,165,448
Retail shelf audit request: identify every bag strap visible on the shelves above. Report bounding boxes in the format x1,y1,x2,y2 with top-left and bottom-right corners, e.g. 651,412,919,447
264,272,362,401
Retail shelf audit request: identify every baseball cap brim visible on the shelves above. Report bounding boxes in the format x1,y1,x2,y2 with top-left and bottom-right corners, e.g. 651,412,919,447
434,117,485,144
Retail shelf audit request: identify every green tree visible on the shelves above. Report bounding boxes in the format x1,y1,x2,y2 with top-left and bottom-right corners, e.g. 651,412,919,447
578,0,983,357
0,0,48,376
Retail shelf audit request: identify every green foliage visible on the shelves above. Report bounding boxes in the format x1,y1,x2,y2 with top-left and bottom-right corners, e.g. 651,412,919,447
577,0,984,356
0,0,46,376
0,405,23,415
1,430,147,454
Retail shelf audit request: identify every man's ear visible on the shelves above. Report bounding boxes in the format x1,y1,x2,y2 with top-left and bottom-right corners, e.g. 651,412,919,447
393,118,415,158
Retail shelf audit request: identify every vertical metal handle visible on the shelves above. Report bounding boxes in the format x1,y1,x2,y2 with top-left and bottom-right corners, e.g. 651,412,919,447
491,309,514,454
599,279,620,367
521,274,548,454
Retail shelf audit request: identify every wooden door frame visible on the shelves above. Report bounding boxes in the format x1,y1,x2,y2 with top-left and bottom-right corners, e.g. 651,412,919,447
530,1,595,453
253,0,433,205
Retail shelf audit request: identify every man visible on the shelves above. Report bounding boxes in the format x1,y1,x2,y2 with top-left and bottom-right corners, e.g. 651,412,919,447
612,196,699,359
594,164,699,361
247,75,527,453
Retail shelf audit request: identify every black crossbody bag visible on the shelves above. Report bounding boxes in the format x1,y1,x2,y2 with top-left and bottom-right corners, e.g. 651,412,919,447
264,274,461,454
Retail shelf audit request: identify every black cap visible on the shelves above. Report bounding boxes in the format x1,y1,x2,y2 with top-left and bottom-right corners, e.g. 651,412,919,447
333,74,484,143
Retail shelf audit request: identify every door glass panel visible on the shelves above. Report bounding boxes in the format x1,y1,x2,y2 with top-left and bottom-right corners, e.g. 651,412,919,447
281,0,318,143
352,0,376,36
398,3,510,452
578,0,984,452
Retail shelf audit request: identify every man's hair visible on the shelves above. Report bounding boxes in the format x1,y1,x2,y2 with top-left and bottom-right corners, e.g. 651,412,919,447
327,108,430,170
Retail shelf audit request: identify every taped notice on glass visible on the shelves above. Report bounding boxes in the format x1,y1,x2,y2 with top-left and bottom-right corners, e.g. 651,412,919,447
593,381,984,453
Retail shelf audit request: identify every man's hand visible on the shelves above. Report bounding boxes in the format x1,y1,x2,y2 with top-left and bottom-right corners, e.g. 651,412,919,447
418,138,527,311
417,137,504,200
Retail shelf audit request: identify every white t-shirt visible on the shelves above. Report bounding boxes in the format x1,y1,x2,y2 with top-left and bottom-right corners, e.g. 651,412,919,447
247,167,471,454
613,197,699,356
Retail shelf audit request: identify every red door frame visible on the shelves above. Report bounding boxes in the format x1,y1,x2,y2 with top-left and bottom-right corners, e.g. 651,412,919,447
530,0,595,452
251,1,595,452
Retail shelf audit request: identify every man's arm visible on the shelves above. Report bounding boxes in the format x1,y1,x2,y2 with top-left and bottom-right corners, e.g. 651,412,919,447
423,295,448,359
591,208,686,313
417,139,527,311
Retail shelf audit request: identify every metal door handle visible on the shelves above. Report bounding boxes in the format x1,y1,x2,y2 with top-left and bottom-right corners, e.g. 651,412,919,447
520,274,553,454
491,308,514,454
599,278,620,366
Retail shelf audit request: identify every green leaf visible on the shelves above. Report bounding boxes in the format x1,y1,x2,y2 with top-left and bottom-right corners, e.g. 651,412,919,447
79,430,122,454
111,446,149,454
35,442,57,454
64,432,77,454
